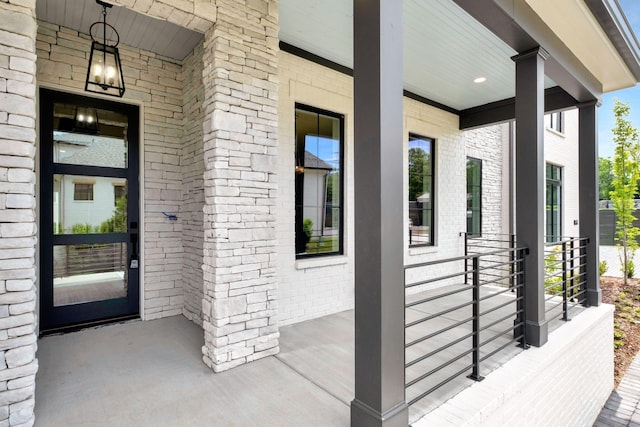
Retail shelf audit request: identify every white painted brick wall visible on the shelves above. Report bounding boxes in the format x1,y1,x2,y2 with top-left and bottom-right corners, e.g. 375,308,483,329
414,304,613,427
278,52,470,323
545,110,580,239
36,21,188,320
0,2,39,425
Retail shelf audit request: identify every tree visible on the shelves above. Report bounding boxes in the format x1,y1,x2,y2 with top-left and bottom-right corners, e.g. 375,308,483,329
611,100,640,283
408,147,429,201
599,157,614,200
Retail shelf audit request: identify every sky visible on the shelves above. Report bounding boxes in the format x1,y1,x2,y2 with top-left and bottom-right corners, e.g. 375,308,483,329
599,0,640,159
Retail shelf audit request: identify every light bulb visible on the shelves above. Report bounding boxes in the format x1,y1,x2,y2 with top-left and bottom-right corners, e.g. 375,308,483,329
106,66,115,85
93,64,103,84
77,113,85,122
87,116,94,124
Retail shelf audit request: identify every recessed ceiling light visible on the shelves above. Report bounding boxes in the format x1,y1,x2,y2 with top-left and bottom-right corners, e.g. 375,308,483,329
474,77,487,83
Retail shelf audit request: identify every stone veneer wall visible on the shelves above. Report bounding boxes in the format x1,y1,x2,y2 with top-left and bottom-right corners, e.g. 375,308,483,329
465,124,509,236
200,0,280,372
277,51,468,324
0,2,39,425
36,21,187,320
181,42,205,325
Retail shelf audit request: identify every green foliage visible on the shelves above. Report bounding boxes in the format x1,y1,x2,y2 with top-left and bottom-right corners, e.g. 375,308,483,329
302,218,313,241
408,147,430,202
599,260,608,276
614,339,625,349
71,223,93,234
627,260,636,279
599,157,614,200
611,100,640,285
99,195,127,233
614,329,626,339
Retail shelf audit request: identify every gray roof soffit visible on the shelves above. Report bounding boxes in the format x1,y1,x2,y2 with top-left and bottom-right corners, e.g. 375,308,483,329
584,0,640,81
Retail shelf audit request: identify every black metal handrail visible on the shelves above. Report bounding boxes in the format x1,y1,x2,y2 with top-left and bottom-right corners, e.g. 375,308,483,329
543,237,589,322
404,244,528,407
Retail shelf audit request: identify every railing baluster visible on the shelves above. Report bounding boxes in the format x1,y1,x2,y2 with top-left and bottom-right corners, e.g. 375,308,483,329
562,241,569,321
467,256,484,381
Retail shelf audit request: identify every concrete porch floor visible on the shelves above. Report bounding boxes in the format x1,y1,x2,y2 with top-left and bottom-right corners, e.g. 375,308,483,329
35,285,583,426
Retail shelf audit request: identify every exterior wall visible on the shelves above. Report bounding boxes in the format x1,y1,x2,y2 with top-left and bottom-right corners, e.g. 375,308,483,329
415,304,614,427
277,52,355,325
200,0,280,372
0,1,39,425
545,110,580,239
277,51,468,325
180,42,205,325
36,21,187,320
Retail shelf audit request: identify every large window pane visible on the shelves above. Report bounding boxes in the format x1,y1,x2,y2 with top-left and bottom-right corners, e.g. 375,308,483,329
53,103,128,169
409,134,435,246
54,174,127,234
295,105,343,257
466,158,482,236
545,164,562,242
53,243,127,306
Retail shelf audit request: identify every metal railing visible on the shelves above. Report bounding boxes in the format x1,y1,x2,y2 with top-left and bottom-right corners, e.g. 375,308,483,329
53,243,126,278
463,233,516,289
404,244,527,406
544,237,589,322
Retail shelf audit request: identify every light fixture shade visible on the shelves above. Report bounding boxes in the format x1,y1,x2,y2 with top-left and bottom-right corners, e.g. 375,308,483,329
73,107,99,134
85,1,125,97
86,41,125,97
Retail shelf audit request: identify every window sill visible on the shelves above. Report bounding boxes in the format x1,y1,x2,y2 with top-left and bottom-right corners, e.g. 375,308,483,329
408,245,438,256
295,255,349,270
545,127,565,138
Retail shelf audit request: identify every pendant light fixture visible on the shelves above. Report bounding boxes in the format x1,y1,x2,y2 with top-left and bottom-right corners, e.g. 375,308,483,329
85,0,125,97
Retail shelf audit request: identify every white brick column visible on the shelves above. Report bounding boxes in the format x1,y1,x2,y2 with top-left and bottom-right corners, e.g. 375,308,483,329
201,0,279,372
0,1,38,426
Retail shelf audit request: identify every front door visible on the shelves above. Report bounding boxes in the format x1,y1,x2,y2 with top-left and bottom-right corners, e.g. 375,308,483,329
39,89,140,333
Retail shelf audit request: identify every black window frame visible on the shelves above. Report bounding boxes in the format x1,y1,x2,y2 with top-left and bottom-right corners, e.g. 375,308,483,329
549,111,564,133
294,103,345,259
466,157,482,237
408,133,435,247
546,163,562,243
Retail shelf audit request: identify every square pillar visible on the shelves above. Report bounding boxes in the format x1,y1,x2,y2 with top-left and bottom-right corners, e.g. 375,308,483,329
200,0,280,372
578,101,601,306
351,1,408,426
512,47,549,347
0,1,38,425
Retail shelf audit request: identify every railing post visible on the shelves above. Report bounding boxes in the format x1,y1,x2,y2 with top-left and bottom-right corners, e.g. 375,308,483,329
569,238,575,302
464,232,469,285
468,256,484,382
562,241,569,321
516,248,529,348
581,238,590,307
510,234,516,291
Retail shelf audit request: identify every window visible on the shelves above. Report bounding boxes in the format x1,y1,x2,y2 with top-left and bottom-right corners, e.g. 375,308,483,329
73,183,94,201
549,111,564,133
408,134,435,246
466,158,482,236
113,184,126,206
294,104,344,258
546,164,562,243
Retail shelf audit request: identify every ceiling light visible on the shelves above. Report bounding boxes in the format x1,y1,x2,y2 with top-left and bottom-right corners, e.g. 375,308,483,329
474,77,487,84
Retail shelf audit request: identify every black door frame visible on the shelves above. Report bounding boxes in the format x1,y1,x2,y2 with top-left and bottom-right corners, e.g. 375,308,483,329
39,88,140,333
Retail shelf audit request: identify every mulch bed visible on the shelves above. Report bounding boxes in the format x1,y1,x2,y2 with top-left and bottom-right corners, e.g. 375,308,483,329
601,276,640,388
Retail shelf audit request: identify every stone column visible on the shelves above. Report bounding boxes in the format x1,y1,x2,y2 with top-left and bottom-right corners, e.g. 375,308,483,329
0,1,39,425
200,0,279,372
351,0,408,426
512,47,549,347
579,101,601,306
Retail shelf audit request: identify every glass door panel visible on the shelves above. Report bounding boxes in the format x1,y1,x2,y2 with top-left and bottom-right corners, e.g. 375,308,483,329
40,89,140,332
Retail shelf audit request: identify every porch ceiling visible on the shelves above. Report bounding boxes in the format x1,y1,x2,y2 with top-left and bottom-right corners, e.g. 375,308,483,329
36,0,203,61
279,0,640,112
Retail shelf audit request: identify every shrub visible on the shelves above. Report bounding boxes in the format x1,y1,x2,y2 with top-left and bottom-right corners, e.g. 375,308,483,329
599,260,608,276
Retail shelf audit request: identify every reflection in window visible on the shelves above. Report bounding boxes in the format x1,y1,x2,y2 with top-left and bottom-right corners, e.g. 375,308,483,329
546,163,562,243
467,158,482,236
408,134,435,246
295,105,343,257
549,111,564,133
55,175,127,234
74,183,94,201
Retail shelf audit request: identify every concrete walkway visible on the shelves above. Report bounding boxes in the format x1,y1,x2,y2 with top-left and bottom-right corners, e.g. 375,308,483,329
600,246,640,279
595,351,640,426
